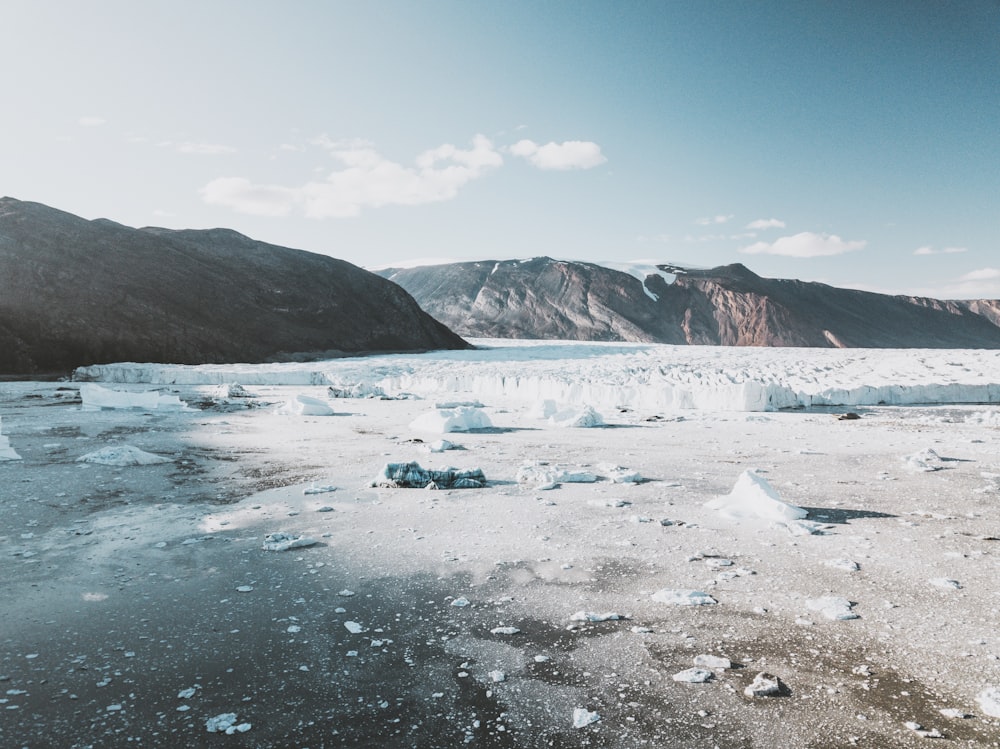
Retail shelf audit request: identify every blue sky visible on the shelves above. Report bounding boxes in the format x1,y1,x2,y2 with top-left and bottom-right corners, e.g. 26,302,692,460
3,1,998,298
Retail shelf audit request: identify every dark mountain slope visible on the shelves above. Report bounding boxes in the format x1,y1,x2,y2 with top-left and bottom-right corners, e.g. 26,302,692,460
378,258,1000,348
0,198,467,375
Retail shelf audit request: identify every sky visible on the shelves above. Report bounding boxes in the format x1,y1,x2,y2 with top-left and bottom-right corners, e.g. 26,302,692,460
2,0,999,299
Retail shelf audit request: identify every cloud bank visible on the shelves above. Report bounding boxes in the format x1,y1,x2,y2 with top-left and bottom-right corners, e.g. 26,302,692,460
202,134,503,218
509,139,607,170
202,134,606,217
913,246,967,256
746,218,785,230
740,231,867,258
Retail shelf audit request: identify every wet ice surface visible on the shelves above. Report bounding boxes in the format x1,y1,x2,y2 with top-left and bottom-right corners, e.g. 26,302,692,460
3,349,1000,747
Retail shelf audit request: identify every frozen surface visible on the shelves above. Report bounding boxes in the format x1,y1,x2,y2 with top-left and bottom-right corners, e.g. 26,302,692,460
74,340,1000,412
6,345,1000,748
79,382,188,411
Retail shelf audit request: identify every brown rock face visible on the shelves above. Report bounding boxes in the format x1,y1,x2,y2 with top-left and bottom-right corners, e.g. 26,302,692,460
0,198,468,375
378,259,1000,349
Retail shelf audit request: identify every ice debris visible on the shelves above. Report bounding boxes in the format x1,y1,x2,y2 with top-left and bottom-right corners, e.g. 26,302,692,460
904,448,949,472
744,672,782,697
596,463,644,483
673,668,713,683
281,394,335,416
0,417,22,461
490,626,521,635
694,654,732,669
706,470,821,534
205,712,251,734
215,383,253,399
303,484,337,495
370,461,486,489
549,405,605,428
451,597,471,608
573,708,601,728
410,406,492,434
516,461,599,490
261,533,318,552
825,559,860,572
975,687,1000,717
929,577,962,590
80,383,188,411
76,445,171,466
651,589,718,606
427,439,457,453
806,596,859,621
569,611,626,622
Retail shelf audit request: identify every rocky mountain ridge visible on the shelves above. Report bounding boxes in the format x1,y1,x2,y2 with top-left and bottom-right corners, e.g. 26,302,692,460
377,257,1000,348
0,198,468,375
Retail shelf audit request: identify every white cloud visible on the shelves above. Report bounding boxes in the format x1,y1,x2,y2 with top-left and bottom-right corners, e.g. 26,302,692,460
509,139,606,170
746,218,785,230
200,178,297,217
78,116,106,127
201,134,503,218
177,142,237,155
959,267,1000,282
740,231,867,258
695,214,734,226
914,245,967,256
931,268,1000,299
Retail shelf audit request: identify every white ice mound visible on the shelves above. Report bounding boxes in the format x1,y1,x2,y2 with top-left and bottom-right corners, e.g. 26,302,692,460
705,470,808,524
806,596,859,621
77,445,171,466
0,417,21,461
572,708,600,728
904,448,946,472
215,382,254,398
651,589,718,606
549,405,605,428
80,383,188,411
409,406,492,434
281,394,335,416
516,461,599,490
262,532,318,552
976,687,1000,717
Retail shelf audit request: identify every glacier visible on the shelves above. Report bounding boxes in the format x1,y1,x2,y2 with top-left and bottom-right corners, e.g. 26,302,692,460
72,339,1000,413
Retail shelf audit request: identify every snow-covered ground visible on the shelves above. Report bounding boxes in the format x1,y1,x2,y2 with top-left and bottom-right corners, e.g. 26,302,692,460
4,345,1000,747
74,339,1000,412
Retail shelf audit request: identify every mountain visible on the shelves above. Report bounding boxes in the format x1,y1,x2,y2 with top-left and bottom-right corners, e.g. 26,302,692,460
376,257,1000,348
0,198,468,375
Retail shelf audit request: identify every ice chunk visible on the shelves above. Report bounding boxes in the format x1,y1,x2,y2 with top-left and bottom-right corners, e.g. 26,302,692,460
903,448,944,472
281,394,335,416
261,532,318,552
744,672,782,697
672,668,713,683
490,626,521,635
975,688,1000,717
572,708,600,728
206,713,239,733
80,383,187,411
705,470,808,524
693,654,732,669
370,461,486,489
410,407,492,434
806,596,859,621
569,611,626,622
597,463,644,483
651,589,717,606
215,382,253,398
548,405,605,428
516,461,599,489
76,445,171,466
0,417,22,462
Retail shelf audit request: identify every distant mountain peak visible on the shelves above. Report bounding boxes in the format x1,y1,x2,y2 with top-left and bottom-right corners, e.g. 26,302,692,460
377,258,1000,349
